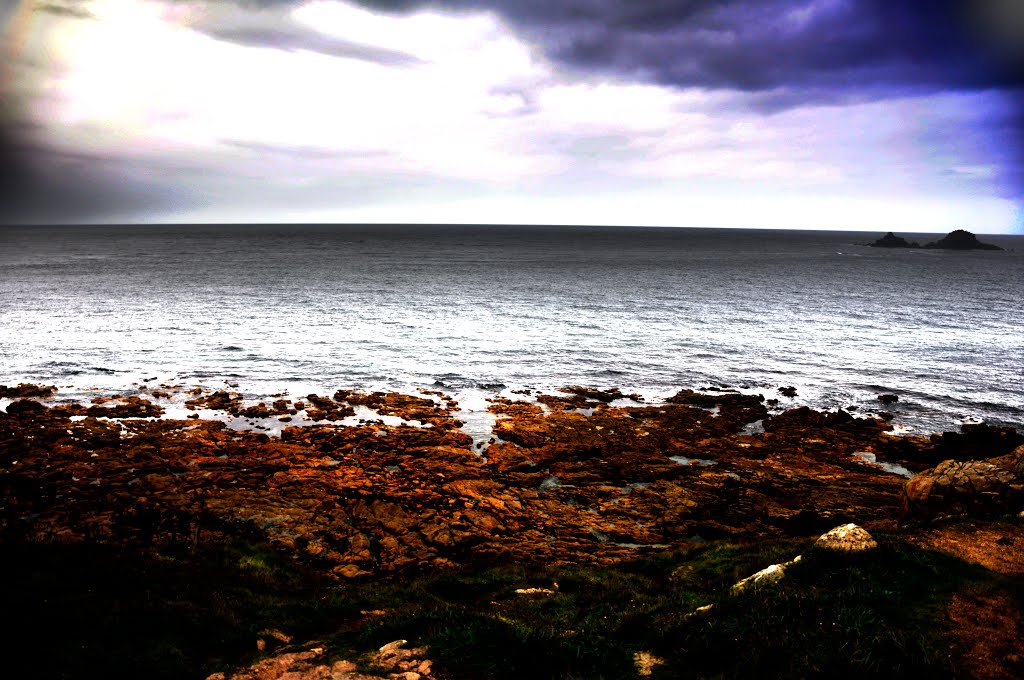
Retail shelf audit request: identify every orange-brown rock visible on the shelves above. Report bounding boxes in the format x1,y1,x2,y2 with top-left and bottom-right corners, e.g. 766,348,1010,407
487,398,543,418
0,383,56,399
334,390,459,428
88,395,164,418
1,386,1016,577
302,394,356,421
899,445,1024,522
186,390,243,413
207,640,433,680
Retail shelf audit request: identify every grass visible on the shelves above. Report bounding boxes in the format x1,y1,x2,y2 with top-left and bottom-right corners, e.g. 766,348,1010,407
0,531,1016,679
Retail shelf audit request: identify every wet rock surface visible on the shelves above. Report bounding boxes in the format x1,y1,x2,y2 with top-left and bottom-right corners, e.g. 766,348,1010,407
0,383,57,399
3,384,1023,680
3,383,1014,577
207,640,433,680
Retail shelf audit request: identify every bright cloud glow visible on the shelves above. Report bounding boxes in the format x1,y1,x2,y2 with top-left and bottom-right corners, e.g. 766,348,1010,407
267,190,1021,233
6,0,1021,231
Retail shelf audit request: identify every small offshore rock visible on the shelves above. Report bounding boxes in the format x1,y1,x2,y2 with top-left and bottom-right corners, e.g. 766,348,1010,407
815,523,878,551
924,229,1002,251
877,394,899,404
869,232,919,248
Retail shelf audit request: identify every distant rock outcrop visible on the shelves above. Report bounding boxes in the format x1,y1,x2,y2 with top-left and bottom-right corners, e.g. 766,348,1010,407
869,232,919,248
924,229,1002,250
869,229,1003,251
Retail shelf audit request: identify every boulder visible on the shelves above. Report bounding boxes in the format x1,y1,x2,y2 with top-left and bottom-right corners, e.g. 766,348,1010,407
900,446,1024,521
5,399,47,415
814,523,877,551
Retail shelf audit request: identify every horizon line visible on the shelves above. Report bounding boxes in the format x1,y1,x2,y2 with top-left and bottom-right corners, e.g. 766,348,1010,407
1,222,1020,236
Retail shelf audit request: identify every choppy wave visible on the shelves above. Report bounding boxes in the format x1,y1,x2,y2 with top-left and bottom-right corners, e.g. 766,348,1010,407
1,224,1022,434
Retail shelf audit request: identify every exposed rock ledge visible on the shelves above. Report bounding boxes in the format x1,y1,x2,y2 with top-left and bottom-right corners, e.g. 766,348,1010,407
3,384,1024,680
2,384,1021,576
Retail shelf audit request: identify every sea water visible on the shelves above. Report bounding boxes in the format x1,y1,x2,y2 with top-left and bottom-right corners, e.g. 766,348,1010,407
0,224,1021,435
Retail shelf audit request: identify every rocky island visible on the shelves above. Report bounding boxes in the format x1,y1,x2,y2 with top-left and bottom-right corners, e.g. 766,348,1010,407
1,382,1022,679
869,229,1003,250
869,231,920,248
925,229,1003,250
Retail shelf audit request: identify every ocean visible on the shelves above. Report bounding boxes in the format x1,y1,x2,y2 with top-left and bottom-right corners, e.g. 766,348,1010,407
1,224,1022,436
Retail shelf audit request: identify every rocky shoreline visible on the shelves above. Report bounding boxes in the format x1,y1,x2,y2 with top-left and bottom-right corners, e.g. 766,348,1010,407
2,382,1023,678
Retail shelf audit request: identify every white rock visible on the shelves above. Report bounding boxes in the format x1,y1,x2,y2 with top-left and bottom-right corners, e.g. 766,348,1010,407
684,603,715,619
815,523,878,551
731,563,785,594
730,555,802,594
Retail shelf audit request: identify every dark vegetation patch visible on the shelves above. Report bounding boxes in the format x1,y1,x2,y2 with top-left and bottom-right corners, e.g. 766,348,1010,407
0,532,1017,679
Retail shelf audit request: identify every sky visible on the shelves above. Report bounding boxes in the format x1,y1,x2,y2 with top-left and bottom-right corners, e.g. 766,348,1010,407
1,0,1023,231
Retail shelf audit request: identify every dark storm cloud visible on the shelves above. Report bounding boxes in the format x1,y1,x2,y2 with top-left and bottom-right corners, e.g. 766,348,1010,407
0,125,202,224
197,0,1024,111
236,0,1019,96
316,0,1023,196
0,118,38,221
206,26,422,64
604,0,1020,93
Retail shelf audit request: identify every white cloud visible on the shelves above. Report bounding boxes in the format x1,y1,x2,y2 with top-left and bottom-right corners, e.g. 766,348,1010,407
277,188,1021,233
22,0,564,182
7,0,1021,231
292,0,502,63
